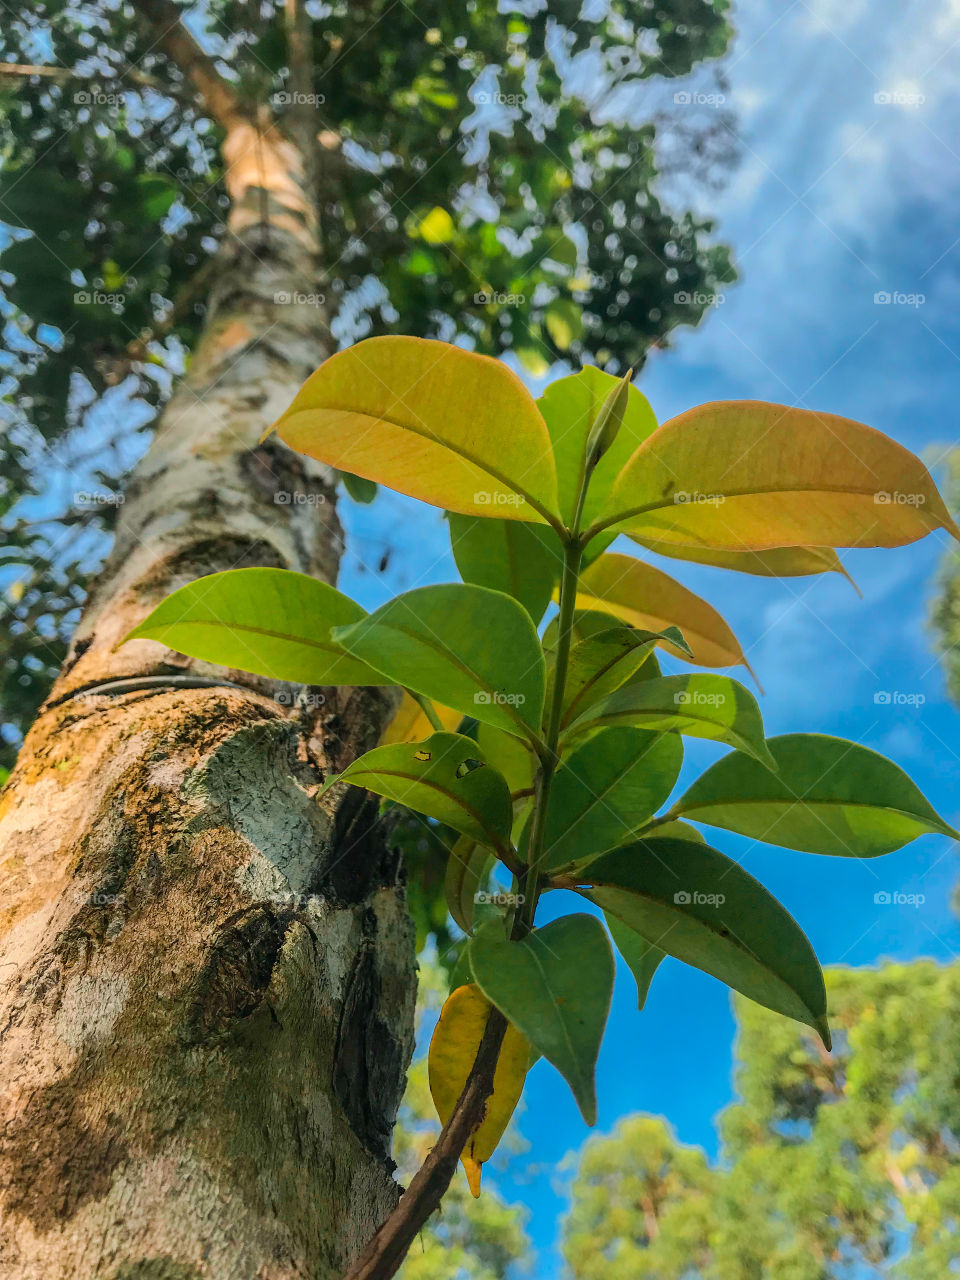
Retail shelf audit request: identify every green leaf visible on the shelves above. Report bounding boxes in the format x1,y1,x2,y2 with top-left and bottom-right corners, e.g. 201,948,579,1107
674,734,959,856
341,472,378,503
535,727,683,870
447,514,558,623
631,536,854,582
468,914,614,1124
575,837,829,1044
123,568,385,686
605,912,664,1011
537,366,657,531
640,819,706,844
564,674,776,768
476,724,536,795
325,732,513,855
557,625,691,730
270,337,561,525
444,837,493,933
545,298,583,350
332,584,546,744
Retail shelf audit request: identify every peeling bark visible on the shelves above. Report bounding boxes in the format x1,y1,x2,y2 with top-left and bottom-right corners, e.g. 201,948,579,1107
0,94,416,1278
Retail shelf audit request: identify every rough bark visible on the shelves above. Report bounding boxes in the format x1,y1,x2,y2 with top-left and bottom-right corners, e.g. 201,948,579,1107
0,88,416,1280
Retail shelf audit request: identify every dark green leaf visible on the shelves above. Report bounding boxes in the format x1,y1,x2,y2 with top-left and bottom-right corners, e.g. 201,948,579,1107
469,914,614,1124
557,625,691,730
341,472,378,503
447,514,558,623
605,912,664,1011
575,837,830,1044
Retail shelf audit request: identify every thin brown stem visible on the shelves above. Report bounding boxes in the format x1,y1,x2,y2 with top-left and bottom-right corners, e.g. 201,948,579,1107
342,1009,508,1280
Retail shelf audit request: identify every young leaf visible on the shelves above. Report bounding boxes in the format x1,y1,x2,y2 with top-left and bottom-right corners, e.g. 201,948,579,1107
468,914,614,1124
605,912,664,1011
447,514,558,623
674,733,959,856
428,984,530,1196
444,837,493,933
564,674,776,769
594,401,960,550
557,625,690,730
332,584,546,744
381,690,462,745
574,837,829,1044
632,537,853,581
575,553,754,675
324,732,513,855
537,366,657,531
268,336,561,526
123,568,385,686
584,369,632,468
534,727,683,870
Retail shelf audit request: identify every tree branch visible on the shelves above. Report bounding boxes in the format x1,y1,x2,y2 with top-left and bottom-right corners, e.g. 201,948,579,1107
342,1009,508,1280
133,0,249,130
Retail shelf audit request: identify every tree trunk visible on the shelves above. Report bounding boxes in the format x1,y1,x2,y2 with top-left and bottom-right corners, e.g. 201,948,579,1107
0,113,416,1279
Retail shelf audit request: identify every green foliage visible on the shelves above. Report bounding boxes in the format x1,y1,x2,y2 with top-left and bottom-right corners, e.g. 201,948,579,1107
447,516,557,625
127,348,956,1191
0,0,740,763
563,962,960,1280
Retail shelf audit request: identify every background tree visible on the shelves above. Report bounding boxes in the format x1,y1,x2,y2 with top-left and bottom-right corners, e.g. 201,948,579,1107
0,1,737,1275
564,961,960,1279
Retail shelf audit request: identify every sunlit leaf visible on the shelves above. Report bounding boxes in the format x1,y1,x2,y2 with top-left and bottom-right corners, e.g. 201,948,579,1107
675,734,959,855
537,367,657,530
417,205,456,245
556,625,691,730
448,513,558,623
564,673,776,768
632,537,854,582
594,401,960,550
428,984,530,1196
574,837,830,1044
381,691,462,745
476,723,536,795
269,337,561,524
469,914,614,1124
324,732,513,854
333,583,546,743
575,553,753,675
123,568,384,686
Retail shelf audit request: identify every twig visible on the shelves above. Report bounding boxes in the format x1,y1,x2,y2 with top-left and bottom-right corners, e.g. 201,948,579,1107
342,1009,508,1280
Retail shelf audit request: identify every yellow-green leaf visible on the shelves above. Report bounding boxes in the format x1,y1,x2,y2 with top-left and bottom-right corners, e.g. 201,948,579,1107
428,984,530,1196
574,553,754,675
417,206,456,244
381,691,461,745
269,337,561,525
593,401,960,549
631,537,853,582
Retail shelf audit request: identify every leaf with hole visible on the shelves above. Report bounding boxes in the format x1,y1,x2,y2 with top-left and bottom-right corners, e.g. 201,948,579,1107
595,401,960,550
268,336,561,524
123,568,385,686
575,553,754,675
674,734,959,855
574,837,829,1044
333,584,546,743
468,914,614,1124
564,674,776,768
428,984,530,1196
324,732,513,855
447,513,558,623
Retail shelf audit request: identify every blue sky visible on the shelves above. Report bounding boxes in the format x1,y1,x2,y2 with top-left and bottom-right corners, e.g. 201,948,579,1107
340,1,960,1270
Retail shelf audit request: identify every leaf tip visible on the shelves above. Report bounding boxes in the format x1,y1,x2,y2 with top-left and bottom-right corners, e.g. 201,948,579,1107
258,421,280,445
463,1156,483,1198
816,1017,832,1053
